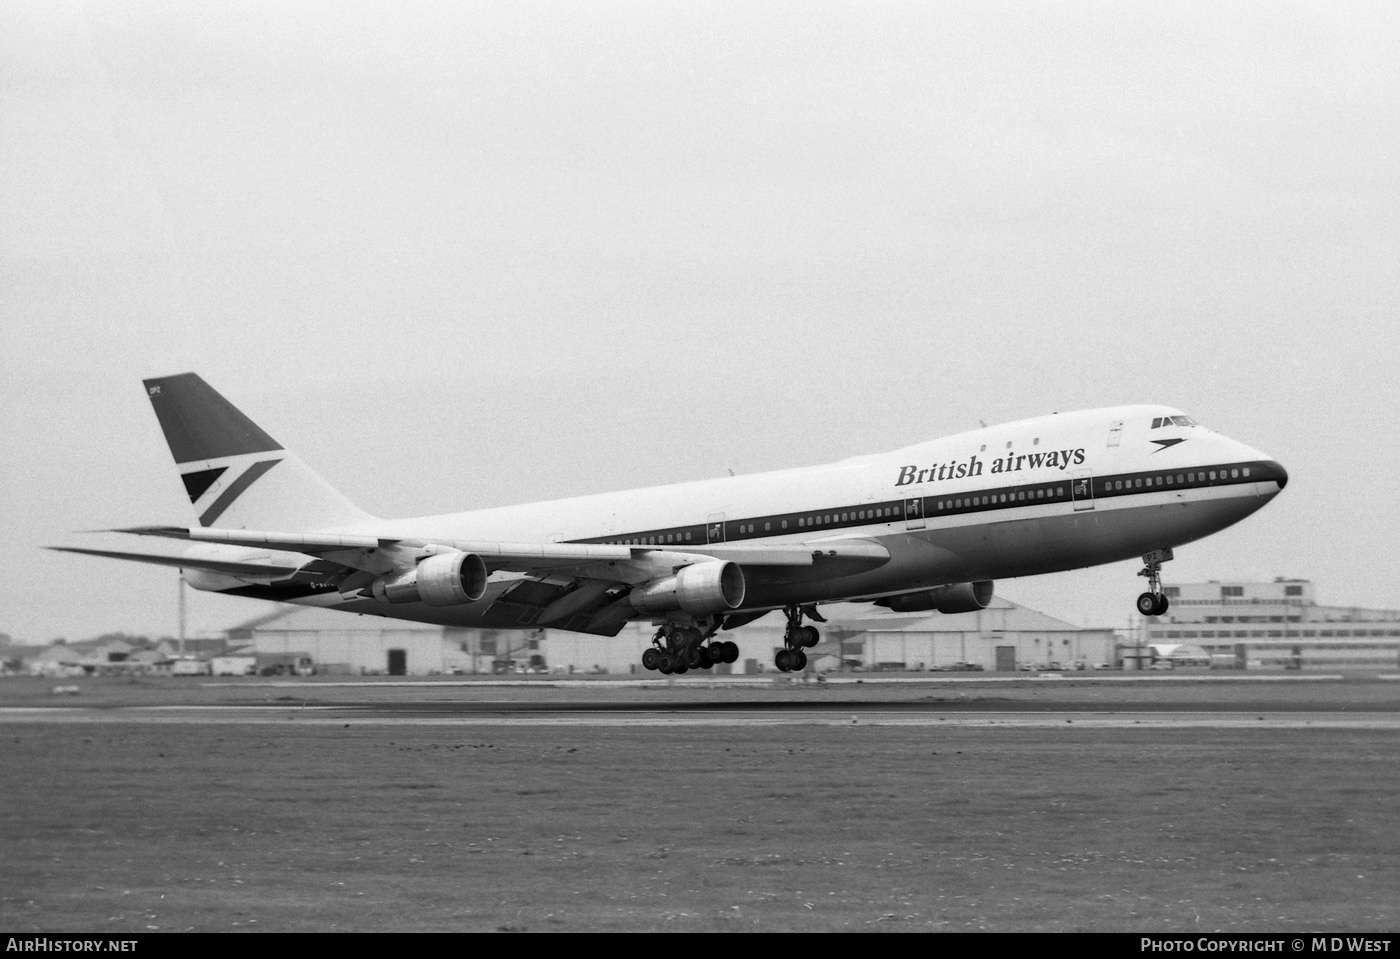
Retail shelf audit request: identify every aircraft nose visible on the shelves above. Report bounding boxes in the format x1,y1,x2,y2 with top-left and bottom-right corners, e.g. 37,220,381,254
1257,459,1287,490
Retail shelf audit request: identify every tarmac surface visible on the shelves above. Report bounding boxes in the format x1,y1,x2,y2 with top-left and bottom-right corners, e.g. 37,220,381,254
3,673,1398,932
3,671,1398,728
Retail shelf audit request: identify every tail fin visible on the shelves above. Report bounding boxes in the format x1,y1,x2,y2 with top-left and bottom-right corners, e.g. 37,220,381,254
143,373,377,531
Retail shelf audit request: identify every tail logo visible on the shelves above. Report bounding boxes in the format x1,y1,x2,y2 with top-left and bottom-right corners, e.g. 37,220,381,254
183,458,282,526
181,467,227,502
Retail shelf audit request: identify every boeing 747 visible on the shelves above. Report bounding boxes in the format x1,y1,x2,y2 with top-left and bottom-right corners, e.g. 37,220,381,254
53,374,1287,673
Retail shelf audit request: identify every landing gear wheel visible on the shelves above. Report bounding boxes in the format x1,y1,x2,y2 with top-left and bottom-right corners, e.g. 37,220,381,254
684,646,703,669
775,649,793,672
1135,548,1174,619
791,649,808,671
722,641,739,664
673,660,689,675
1136,590,1168,616
655,651,675,674
800,625,820,648
641,648,660,671
697,645,714,669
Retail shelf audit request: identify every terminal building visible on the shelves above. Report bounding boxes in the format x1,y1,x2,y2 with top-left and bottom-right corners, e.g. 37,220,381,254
1145,579,1400,669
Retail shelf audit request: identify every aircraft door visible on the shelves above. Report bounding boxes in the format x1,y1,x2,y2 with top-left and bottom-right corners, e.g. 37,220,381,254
905,497,926,530
1071,469,1095,511
706,513,726,544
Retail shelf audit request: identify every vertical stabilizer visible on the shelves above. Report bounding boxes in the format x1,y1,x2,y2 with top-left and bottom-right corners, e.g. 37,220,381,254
143,373,377,531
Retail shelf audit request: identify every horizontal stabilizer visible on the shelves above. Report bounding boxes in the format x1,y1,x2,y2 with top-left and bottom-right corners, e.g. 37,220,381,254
114,525,387,552
47,546,304,578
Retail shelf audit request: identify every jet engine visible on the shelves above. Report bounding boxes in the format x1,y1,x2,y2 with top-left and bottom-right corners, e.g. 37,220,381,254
370,551,488,606
630,560,747,616
878,580,994,614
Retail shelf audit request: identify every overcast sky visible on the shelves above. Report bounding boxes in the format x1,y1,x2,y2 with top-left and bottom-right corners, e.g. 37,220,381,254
3,1,1397,644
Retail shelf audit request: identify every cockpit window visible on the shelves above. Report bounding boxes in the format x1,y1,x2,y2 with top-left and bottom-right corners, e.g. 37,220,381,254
1152,415,1198,429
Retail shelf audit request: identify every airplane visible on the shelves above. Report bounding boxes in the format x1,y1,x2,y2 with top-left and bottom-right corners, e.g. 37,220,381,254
53,374,1288,674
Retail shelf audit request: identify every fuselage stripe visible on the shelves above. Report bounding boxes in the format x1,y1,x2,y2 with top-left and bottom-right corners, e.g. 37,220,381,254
568,459,1285,549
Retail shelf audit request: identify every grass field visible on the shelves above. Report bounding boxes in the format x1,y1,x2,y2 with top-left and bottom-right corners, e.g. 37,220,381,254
2,676,1397,932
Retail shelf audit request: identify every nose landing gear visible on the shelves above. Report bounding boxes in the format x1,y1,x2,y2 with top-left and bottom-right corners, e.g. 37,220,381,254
1136,548,1174,617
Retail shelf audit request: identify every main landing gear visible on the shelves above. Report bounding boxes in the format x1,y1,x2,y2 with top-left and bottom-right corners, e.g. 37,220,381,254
774,605,823,673
1136,548,1174,617
641,622,739,675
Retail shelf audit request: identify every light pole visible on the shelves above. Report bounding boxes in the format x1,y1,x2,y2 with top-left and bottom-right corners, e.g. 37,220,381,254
177,573,186,657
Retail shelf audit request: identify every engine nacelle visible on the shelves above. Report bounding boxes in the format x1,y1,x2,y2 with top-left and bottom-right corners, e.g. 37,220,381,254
370,551,488,606
630,560,747,616
879,580,994,614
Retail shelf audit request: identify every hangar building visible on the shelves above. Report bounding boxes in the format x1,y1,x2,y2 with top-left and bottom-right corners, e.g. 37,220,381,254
227,595,1117,675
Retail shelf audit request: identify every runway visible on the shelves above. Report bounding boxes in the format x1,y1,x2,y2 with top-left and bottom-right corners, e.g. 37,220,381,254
4,700,1399,729
4,673,1398,729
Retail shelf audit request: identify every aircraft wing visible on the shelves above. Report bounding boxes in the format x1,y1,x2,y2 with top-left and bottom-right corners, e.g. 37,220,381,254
97,526,892,635
109,525,890,573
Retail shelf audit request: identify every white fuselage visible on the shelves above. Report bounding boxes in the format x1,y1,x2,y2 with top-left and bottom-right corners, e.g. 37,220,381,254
241,404,1285,627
